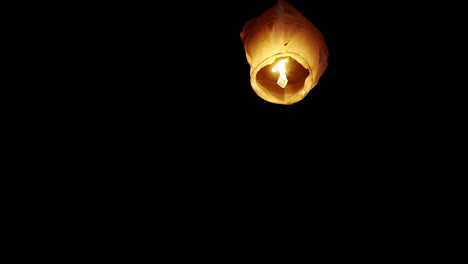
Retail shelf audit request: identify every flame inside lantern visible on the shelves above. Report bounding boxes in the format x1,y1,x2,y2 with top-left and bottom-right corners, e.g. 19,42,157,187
272,58,289,88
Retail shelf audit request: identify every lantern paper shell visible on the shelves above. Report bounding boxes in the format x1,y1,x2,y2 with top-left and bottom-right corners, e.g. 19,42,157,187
240,0,328,105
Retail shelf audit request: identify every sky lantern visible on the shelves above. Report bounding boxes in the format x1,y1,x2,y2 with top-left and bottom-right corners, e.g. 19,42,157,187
240,0,329,105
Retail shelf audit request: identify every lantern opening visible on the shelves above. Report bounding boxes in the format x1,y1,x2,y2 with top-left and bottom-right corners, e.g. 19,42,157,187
255,56,310,104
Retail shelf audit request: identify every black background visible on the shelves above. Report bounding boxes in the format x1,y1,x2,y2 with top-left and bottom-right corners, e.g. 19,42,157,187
71,0,459,174
101,2,368,122
22,1,461,250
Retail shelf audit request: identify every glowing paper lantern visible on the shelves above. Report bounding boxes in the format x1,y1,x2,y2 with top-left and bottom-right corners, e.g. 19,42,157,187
240,0,328,105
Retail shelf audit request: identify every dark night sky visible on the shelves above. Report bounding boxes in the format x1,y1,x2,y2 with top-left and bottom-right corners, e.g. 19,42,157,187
51,2,461,242
104,1,421,112
105,1,378,118
61,1,461,225
85,0,456,166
